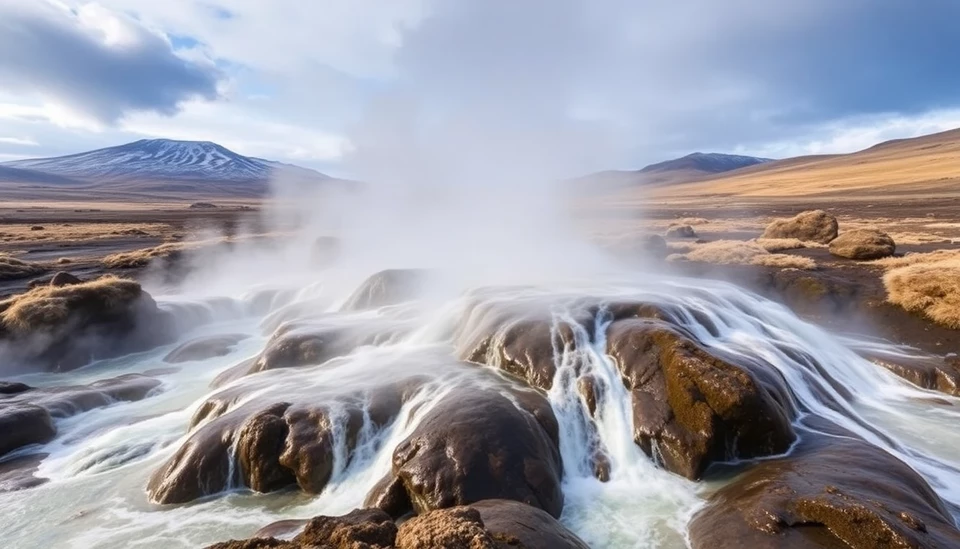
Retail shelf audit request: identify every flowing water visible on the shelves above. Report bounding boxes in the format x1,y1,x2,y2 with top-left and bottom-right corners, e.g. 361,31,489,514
3,269,960,548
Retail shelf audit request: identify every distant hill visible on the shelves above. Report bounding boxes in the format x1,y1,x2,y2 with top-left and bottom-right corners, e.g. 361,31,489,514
639,152,772,176
0,165,83,185
642,127,960,199
0,139,351,198
1,138,331,186
574,152,774,191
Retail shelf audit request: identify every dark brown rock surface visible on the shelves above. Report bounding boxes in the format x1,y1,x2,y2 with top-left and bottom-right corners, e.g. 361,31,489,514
365,388,564,518
690,423,960,549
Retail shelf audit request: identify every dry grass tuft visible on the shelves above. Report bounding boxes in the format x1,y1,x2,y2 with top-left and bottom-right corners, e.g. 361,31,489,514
761,210,838,244
677,217,710,226
751,254,818,270
884,259,960,328
755,238,809,252
682,240,767,264
669,240,816,270
0,275,142,333
0,255,48,281
871,250,960,269
102,243,188,269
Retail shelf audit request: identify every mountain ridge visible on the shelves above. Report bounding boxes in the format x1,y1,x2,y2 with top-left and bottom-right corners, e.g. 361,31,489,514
2,138,330,185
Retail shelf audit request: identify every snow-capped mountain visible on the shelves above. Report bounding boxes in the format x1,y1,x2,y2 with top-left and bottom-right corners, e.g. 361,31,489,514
638,152,772,175
3,139,327,183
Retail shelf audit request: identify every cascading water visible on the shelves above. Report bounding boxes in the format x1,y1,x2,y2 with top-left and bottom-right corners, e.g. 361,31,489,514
3,270,960,548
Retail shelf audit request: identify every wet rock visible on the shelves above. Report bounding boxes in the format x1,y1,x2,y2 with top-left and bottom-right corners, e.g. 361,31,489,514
666,224,697,239
761,210,838,244
212,321,407,387
606,318,795,480
865,351,960,396
0,453,48,492
206,502,586,549
455,296,596,391
253,519,308,540
163,334,248,363
23,373,162,418
470,499,591,549
761,268,860,316
49,272,82,287
0,276,177,373
689,422,960,549
395,506,511,548
206,508,396,549
148,384,407,504
829,229,896,260
0,373,161,459
341,269,427,311
366,388,564,518
0,404,56,458
0,381,30,395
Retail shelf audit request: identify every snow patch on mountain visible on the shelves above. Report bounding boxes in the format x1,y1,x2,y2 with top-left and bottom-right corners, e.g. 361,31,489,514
3,139,327,183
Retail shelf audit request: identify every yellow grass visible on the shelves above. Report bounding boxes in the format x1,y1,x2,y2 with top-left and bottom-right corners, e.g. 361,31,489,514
0,275,142,332
100,233,285,269
0,255,48,281
0,223,168,243
668,240,816,270
102,243,191,269
677,217,710,225
884,259,960,329
754,238,826,252
751,254,818,270
871,250,960,269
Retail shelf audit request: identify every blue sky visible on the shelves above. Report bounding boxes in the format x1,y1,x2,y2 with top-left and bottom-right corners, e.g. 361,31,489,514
1,0,959,178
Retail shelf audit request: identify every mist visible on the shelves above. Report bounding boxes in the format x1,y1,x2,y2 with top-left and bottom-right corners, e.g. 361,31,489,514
163,0,660,299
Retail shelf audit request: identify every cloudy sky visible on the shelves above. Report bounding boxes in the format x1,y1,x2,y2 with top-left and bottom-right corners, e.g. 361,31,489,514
1,0,959,177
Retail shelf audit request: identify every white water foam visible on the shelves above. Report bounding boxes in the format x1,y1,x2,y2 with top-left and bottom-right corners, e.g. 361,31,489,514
3,272,960,548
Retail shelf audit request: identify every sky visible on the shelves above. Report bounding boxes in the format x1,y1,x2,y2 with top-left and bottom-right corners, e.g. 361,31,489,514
1,0,959,177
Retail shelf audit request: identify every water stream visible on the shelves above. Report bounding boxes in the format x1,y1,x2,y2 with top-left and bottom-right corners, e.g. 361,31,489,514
3,271,959,548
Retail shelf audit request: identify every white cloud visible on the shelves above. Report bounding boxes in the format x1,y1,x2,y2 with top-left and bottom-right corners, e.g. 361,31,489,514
119,99,351,164
737,109,960,159
1,0,959,175
0,137,39,146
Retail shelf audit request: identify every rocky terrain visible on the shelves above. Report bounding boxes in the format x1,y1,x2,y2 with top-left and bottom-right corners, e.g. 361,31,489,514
2,130,960,548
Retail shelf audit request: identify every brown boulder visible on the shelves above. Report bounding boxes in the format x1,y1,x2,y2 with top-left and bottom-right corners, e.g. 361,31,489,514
341,269,427,311
606,318,795,479
0,381,30,395
0,276,177,372
206,508,396,549
212,321,408,387
205,502,587,549
762,210,838,244
49,272,82,287
829,229,896,260
396,507,515,549
864,350,960,396
0,453,48,492
148,383,408,504
455,295,597,391
665,224,697,239
0,404,55,458
365,388,564,518
0,373,161,459
163,333,248,363
689,422,960,549
470,499,590,549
